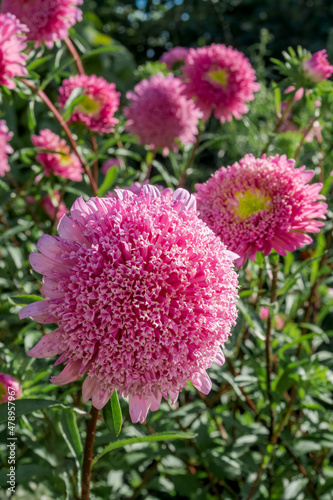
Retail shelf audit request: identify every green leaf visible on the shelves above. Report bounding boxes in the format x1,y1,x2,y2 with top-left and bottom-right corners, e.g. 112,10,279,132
0,399,84,424
8,294,43,306
59,410,83,464
28,100,37,131
102,390,122,437
27,55,53,71
92,431,196,466
97,165,118,196
62,87,85,121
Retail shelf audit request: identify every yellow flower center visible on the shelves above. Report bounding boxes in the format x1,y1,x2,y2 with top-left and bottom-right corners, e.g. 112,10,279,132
205,68,228,87
76,95,102,116
58,148,71,165
234,189,271,220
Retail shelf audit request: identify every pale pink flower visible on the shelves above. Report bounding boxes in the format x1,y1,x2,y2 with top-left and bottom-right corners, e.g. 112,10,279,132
58,75,120,134
160,46,189,70
0,120,13,176
0,373,22,403
1,0,82,49
284,86,304,102
101,158,121,175
195,154,327,268
0,13,28,89
275,315,285,330
32,129,83,181
303,50,333,83
108,181,173,199
40,191,67,221
259,306,269,320
19,186,238,423
182,44,260,123
124,74,202,155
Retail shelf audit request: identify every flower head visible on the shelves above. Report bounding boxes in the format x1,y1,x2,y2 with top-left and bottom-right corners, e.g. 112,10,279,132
124,74,202,155
40,190,68,221
182,44,260,123
303,50,333,83
101,158,121,175
32,129,83,181
19,186,238,423
195,154,327,268
0,13,28,89
58,75,120,134
0,373,22,403
0,120,13,176
160,46,189,71
1,0,82,49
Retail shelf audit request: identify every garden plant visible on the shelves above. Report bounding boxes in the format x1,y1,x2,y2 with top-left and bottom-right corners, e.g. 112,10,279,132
0,1,332,499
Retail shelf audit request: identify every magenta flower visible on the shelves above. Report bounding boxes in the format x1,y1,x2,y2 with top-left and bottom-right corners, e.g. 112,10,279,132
195,154,327,268
182,44,260,123
160,46,189,70
101,158,121,175
303,50,333,83
58,75,120,135
124,74,202,155
32,129,83,181
40,190,68,221
0,13,28,89
0,373,22,404
19,186,238,423
0,120,13,177
1,0,82,49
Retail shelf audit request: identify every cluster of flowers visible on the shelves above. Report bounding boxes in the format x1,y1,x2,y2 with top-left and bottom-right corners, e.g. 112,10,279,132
0,2,331,423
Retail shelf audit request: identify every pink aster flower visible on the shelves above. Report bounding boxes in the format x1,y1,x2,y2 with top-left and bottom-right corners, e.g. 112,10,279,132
160,46,189,70
0,120,13,176
1,0,82,49
32,129,83,181
303,50,333,83
0,13,28,89
182,44,260,123
124,74,202,155
195,154,327,268
0,373,22,404
58,75,120,135
40,190,67,221
19,186,238,423
101,158,121,175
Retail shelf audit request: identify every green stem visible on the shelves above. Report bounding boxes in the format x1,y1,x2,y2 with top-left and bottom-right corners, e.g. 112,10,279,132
178,127,203,188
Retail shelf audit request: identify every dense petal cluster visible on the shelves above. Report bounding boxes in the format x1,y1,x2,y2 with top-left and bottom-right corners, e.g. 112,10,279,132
182,44,260,123
303,50,333,83
0,120,13,177
160,46,189,70
1,0,82,49
19,186,238,423
0,13,28,89
124,74,202,155
58,75,120,134
195,154,327,267
40,190,68,221
0,373,22,403
32,129,83,181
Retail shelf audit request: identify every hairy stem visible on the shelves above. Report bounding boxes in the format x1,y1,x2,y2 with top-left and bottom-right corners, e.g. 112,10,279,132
178,128,203,188
261,96,295,155
21,79,98,196
81,406,99,500
64,36,85,75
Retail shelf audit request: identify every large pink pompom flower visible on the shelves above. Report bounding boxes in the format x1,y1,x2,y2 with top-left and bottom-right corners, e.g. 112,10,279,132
1,0,82,49
32,129,83,181
195,154,327,268
0,373,22,404
303,50,333,83
160,46,189,70
182,44,260,123
58,75,120,135
124,74,202,155
19,186,238,423
0,13,28,89
0,120,13,177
